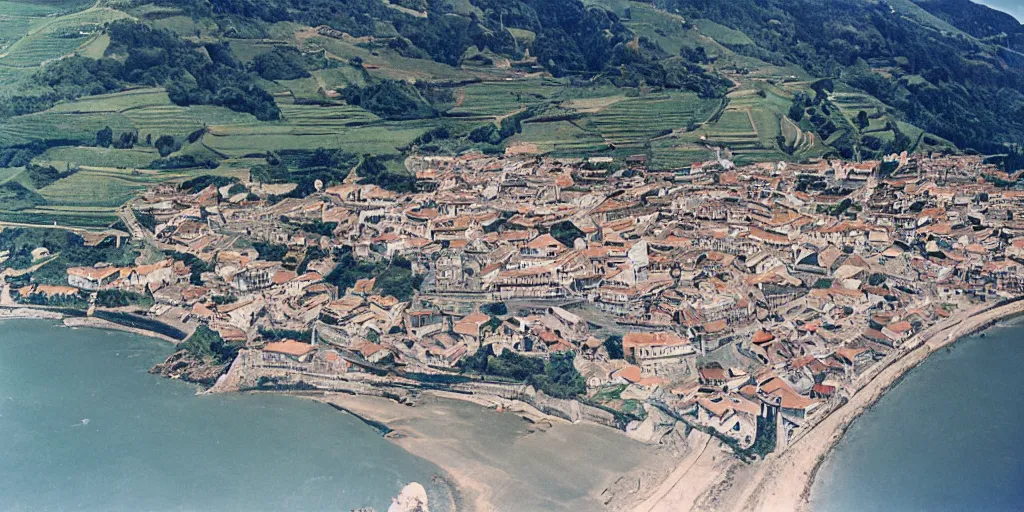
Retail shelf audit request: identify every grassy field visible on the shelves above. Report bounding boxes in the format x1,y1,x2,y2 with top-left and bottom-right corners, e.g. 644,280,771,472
448,79,561,118
509,120,607,155
584,93,721,148
690,18,756,47
34,146,162,169
0,111,137,147
37,167,168,207
0,7,130,67
618,1,691,55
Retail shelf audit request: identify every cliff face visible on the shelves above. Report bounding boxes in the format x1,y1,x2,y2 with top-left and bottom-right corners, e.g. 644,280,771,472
149,350,227,387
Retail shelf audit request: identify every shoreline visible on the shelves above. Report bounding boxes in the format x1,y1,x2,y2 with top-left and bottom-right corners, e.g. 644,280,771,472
62,316,182,344
0,305,182,345
7,299,1022,512
0,306,65,320
723,298,1024,512
299,391,677,512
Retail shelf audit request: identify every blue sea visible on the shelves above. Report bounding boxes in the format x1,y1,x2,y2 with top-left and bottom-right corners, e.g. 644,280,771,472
0,319,453,512
811,319,1024,511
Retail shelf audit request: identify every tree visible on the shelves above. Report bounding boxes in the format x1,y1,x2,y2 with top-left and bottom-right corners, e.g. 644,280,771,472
154,135,178,157
549,220,585,247
115,130,137,149
604,335,624,359
856,110,869,130
96,126,113,148
532,351,586,399
481,302,508,316
250,46,310,80
787,95,805,122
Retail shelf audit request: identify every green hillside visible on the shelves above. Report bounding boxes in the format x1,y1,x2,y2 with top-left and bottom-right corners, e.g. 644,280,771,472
1,0,1022,227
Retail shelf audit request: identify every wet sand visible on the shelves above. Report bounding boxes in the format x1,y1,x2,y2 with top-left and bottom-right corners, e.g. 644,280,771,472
313,392,679,512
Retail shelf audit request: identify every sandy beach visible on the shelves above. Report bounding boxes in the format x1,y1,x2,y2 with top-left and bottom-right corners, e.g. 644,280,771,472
0,306,64,320
308,392,681,512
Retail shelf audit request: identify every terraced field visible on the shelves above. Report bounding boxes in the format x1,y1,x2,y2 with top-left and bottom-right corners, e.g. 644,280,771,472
203,121,427,157
34,146,161,170
39,87,261,139
649,139,716,170
0,162,193,229
0,7,130,68
125,105,260,139
0,111,136,147
448,80,560,118
585,93,721,148
830,92,890,133
46,88,171,113
510,120,607,156
278,102,379,127
37,167,173,208
305,34,480,83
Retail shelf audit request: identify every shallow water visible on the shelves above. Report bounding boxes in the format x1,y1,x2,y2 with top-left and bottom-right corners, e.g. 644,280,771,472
0,319,452,512
810,320,1024,512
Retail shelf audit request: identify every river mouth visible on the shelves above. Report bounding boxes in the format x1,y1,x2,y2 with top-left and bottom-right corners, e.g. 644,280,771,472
0,319,453,512
809,318,1024,512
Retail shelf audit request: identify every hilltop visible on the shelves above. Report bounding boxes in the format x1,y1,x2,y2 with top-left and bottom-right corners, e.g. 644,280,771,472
0,0,1022,227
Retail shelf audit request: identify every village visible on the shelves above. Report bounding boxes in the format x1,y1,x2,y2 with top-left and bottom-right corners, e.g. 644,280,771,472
9,149,1024,455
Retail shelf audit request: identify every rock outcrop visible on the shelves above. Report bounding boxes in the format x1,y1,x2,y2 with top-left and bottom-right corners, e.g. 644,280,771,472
149,350,227,386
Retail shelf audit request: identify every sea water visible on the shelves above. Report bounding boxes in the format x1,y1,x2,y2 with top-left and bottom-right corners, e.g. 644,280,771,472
811,319,1024,511
0,319,452,512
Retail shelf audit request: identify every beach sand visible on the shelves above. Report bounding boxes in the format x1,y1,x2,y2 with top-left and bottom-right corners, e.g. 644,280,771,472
314,392,679,512
0,306,63,320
